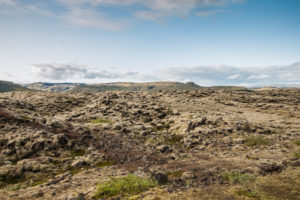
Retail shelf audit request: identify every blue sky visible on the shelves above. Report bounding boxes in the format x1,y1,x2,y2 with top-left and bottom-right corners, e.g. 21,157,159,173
0,0,300,86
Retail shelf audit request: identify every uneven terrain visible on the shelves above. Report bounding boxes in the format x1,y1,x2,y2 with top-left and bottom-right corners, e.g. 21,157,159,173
0,88,299,200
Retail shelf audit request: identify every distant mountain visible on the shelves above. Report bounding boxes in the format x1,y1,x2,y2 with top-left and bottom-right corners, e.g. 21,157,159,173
0,80,30,93
23,82,86,92
71,81,203,92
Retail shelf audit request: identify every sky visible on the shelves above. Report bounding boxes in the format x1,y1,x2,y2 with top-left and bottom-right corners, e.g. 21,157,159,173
0,0,300,87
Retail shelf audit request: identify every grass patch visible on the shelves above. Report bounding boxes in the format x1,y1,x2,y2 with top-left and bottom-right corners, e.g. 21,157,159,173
222,172,259,199
91,118,111,124
146,135,183,147
166,170,183,179
66,165,91,175
151,122,170,132
257,172,300,200
4,179,48,191
222,171,255,185
236,187,260,199
244,136,269,147
96,159,115,168
70,149,86,157
294,139,300,146
293,149,300,158
93,174,158,199
165,135,183,146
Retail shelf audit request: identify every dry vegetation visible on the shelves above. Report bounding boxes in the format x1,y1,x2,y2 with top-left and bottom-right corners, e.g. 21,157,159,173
0,88,299,199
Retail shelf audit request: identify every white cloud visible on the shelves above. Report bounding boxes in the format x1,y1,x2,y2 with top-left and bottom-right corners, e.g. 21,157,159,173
0,0,244,29
247,74,270,80
0,0,15,6
31,63,139,81
30,62,300,87
227,74,240,79
62,7,126,30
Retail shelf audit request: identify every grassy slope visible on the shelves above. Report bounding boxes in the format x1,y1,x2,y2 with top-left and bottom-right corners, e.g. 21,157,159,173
0,81,30,93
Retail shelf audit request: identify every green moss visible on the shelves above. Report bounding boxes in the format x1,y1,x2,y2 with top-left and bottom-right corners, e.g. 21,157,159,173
96,160,115,168
4,179,48,191
244,136,269,147
166,170,183,179
70,149,86,157
93,174,158,199
257,172,300,200
91,118,111,124
151,122,170,132
146,135,183,147
236,187,260,199
0,176,25,185
294,139,300,146
293,149,300,158
65,99,74,103
66,165,91,175
222,172,255,185
30,180,48,187
165,135,183,146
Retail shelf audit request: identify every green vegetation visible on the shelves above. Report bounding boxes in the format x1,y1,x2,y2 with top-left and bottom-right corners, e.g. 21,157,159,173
165,135,184,146
222,171,255,185
151,122,170,132
70,149,86,157
65,99,74,103
0,175,25,185
4,179,47,191
0,80,30,93
146,135,183,147
93,174,158,199
257,171,300,200
244,136,269,147
166,170,183,179
66,165,91,175
222,172,259,199
293,149,300,158
91,118,111,124
236,187,260,199
96,159,115,168
71,82,203,93
294,139,300,146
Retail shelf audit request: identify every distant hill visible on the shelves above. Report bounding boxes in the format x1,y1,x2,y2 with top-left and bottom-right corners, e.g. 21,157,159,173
71,81,203,92
23,82,86,92
0,80,30,93
209,86,248,91
21,81,252,92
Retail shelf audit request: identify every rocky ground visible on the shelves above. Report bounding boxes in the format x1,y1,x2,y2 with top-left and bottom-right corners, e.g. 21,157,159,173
0,88,299,200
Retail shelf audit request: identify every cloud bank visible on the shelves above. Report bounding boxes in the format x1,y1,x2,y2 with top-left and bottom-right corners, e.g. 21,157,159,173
31,62,300,87
0,0,244,29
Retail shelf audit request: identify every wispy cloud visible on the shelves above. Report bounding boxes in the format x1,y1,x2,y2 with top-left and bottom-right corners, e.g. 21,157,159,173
0,0,244,29
31,62,300,87
31,63,138,81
